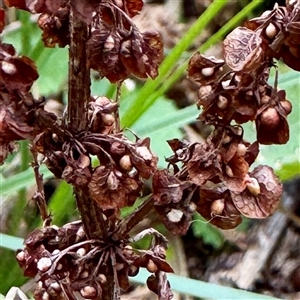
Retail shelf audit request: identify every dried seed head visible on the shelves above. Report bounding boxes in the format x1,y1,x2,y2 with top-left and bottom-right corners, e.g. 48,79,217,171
101,113,114,126
103,35,115,52
50,282,61,291
222,135,232,144
211,199,225,215
280,100,292,115
128,265,139,276
16,251,26,262
260,107,280,128
42,292,49,300
95,96,111,107
166,209,183,223
217,95,228,109
246,177,261,196
188,201,197,213
198,85,212,99
106,171,119,190
81,271,89,279
236,143,247,157
76,226,85,241
136,146,152,161
98,274,107,284
221,79,231,89
37,257,52,272
124,245,133,256
1,61,17,75
146,259,158,273
226,165,234,177
80,286,97,298
76,248,86,257
265,23,277,39
201,67,214,77
119,155,132,171
261,94,271,104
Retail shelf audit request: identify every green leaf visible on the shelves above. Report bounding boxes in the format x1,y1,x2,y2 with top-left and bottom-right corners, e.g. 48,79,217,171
191,213,224,249
276,161,300,181
0,233,23,251
48,181,77,226
0,164,53,196
131,269,280,300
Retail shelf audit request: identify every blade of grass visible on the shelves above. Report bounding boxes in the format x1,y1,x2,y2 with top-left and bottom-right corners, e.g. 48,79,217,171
121,0,228,127
132,104,198,136
0,164,52,196
122,0,263,128
132,269,280,299
0,233,23,251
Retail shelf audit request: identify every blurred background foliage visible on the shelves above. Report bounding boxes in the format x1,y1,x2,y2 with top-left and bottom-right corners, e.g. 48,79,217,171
0,0,299,299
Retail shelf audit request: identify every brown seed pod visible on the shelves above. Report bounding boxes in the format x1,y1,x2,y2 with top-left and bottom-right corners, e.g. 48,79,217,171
265,23,277,38
280,100,292,115
210,199,225,216
80,286,97,298
260,107,280,128
146,259,158,273
119,155,132,171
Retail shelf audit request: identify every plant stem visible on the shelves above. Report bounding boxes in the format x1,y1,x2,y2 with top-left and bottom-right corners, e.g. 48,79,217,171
67,7,90,132
67,6,114,300
67,3,104,239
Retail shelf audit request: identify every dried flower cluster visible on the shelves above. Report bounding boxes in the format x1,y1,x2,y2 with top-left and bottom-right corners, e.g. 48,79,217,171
152,2,300,231
16,222,173,300
0,0,299,299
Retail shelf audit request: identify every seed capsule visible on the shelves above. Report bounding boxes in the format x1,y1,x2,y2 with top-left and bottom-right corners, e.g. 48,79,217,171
198,85,212,99
37,257,52,272
260,107,280,128
146,259,158,273
76,248,86,257
1,61,17,75
119,155,132,171
265,23,277,38
101,113,114,126
226,165,234,177
246,177,261,196
136,146,152,161
166,209,183,223
280,100,292,115
217,95,228,109
98,274,107,284
80,286,97,298
236,143,247,157
201,67,214,77
16,251,26,262
211,199,225,215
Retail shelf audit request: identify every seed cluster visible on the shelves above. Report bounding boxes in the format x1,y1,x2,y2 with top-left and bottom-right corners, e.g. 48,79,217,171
16,221,173,300
1,1,299,299
152,2,300,230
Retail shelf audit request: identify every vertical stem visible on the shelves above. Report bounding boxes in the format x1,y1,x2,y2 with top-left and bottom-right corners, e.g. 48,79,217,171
67,6,114,300
67,6,90,132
